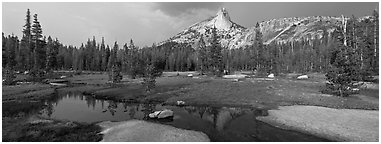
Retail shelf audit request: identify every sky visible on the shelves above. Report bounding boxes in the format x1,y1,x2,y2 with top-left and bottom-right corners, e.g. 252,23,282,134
2,2,378,47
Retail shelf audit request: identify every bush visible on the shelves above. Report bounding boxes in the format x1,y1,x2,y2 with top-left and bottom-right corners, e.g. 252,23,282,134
321,82,359,97
29,69,46,82
108,63,123,83
3,67,16,85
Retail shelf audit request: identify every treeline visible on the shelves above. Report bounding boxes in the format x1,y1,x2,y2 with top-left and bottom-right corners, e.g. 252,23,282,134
2,9,379,78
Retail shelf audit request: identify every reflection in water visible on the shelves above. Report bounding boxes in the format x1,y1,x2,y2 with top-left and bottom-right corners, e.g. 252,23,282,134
41,92,267,130
35,92,329,142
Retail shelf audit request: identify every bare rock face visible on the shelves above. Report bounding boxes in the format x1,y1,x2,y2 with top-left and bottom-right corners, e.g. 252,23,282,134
98,120,210,142
159,8,246,49
214,8,232,30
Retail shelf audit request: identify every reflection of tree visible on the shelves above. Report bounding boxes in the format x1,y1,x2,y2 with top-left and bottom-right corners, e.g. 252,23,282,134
204,107,248,131
85,96,96,109
107,101,118,116
123,102,128,112
252,109,267,137
129,105,136,119
229,108,245,118
197,106,207,118
100,99,105,109
184,106,197,114
44,101,54,117
184,106,207,119
205,107,219,129
142,103,155,119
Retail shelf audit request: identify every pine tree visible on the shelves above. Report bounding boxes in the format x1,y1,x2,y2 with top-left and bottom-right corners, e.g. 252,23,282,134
325,29,361,97
122,43,129,73
3,35,18,85
108,41,122,83
45,36,59,72
209,26,223,76
371,10,379,74
2,33,7,67
128,39,142,78
19,9,33,70
254,22,266,75
31,13,45,77
197,35,208,73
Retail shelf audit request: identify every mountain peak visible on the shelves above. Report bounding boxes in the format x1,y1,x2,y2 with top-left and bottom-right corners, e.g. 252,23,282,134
216,8,231,21
213,8,232,30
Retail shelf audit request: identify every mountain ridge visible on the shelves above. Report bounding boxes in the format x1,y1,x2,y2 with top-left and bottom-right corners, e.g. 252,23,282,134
159,8,374,49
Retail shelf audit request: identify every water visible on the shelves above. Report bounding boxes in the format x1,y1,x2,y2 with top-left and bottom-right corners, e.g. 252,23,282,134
36,91,330,142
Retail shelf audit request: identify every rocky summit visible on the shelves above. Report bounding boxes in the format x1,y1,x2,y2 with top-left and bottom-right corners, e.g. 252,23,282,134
160,8,374,49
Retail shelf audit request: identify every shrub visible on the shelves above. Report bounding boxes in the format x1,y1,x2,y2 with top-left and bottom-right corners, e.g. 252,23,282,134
3,67,16,85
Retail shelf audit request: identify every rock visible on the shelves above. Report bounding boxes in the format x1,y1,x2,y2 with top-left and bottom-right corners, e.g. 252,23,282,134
30,119,54,124
297,75,308,80
65,121,77,127
98,120,210,142
49,83,67,86
267,73,274,78
158,109,174,119
148,111,161,118
177,101,185,106
223,74,247,79
16,81,32,85
149,109,174,119
352,88,360,92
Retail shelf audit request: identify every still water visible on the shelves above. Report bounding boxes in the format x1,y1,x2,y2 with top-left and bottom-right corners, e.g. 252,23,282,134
38,91,330,142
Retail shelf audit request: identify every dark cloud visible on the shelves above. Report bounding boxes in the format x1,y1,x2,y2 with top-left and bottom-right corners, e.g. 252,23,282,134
153,2,224,17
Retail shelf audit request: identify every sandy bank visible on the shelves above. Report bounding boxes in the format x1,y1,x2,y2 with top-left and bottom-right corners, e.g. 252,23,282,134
257,105,378,142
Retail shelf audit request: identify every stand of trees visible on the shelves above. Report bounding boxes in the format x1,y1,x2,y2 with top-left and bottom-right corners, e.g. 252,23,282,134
2,9,379,89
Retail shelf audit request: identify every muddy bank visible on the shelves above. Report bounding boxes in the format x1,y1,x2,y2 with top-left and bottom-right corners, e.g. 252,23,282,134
98,120,210,142
256,105,379,142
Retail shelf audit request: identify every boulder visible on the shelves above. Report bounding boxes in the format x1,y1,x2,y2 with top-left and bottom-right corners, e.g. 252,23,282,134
297,75,308,80
158,109,174,119
267,73,274,78
98,120,210,142
49,82,67,86
29,119,54,124
177,101,185,106
233,78,244,82
223,74,247,79
148,111,161,118
149,109,174,119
